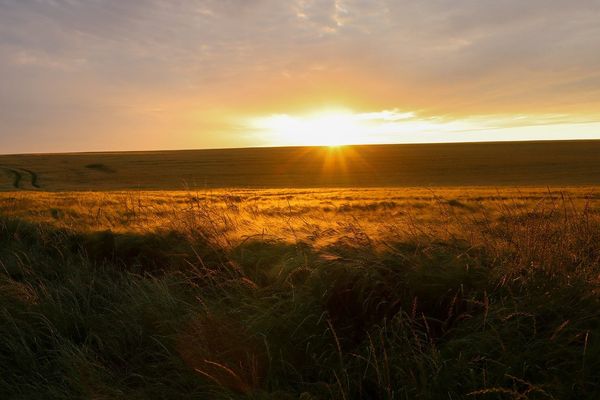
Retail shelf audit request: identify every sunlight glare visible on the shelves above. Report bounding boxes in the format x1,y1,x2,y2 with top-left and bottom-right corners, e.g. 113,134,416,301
245,108,600,147
250,110,371,146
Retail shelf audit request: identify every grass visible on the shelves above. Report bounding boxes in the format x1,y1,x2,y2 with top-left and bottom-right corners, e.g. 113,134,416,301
85,163,116,174
1,188,600,399
0,166,39,190
3,140,600,190
1,167,21,189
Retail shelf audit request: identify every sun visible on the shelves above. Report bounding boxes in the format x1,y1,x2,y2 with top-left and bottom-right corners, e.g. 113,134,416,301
250,110,370,146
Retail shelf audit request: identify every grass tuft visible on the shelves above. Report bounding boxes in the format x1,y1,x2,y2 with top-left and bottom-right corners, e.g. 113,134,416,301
1,188,600,398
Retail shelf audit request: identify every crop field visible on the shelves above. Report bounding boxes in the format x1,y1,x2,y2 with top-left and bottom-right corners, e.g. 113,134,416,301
2,140,600,190
2,142,600,399
2,185,600,399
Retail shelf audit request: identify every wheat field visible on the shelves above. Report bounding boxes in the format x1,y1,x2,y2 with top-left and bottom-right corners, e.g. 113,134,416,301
2,187,600,399
2,141,600,191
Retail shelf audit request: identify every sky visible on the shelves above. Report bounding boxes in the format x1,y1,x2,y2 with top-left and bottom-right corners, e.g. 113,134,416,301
1,0,600,153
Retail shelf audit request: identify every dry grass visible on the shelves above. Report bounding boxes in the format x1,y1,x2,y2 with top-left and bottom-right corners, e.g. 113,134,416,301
2,187,599,243
1,187,600,399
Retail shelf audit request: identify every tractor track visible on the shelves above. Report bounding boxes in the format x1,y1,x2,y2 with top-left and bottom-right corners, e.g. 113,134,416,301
19,168,40,188
0,166,41,189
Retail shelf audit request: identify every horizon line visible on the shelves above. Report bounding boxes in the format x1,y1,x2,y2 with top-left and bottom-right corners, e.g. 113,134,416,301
2,137,600,157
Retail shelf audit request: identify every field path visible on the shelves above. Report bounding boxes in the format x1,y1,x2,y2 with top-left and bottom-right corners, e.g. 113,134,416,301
0,166,40,189
19,168,41,188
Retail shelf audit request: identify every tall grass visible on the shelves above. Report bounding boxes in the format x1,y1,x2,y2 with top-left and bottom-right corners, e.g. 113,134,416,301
1,190,600,399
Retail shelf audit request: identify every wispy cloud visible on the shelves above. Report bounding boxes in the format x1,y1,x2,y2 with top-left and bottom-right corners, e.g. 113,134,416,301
1,0,599,152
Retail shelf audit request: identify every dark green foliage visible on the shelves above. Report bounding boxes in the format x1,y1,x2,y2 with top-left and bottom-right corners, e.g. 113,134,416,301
76,229,223,274
1,212,600,399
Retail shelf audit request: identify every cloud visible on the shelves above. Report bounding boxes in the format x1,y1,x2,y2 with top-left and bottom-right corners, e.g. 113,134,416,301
1,0,599,152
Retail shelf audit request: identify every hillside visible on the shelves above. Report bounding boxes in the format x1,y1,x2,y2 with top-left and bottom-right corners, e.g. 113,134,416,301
1,140,600,191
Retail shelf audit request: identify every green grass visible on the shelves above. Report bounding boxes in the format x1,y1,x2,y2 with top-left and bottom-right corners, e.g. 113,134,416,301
2,192,600,399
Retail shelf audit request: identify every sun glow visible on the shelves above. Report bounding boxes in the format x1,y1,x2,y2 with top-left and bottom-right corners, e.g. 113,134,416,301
247,107,479,146
250,110,375,146
246,108,600,147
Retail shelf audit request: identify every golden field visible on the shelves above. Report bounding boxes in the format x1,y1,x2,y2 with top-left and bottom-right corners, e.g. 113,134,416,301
2,141,600,191
2,151,600,398
3,187,600,247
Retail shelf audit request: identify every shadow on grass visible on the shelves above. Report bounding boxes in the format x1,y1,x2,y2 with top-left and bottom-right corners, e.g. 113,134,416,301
77,230,224,274
2,214,600,399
